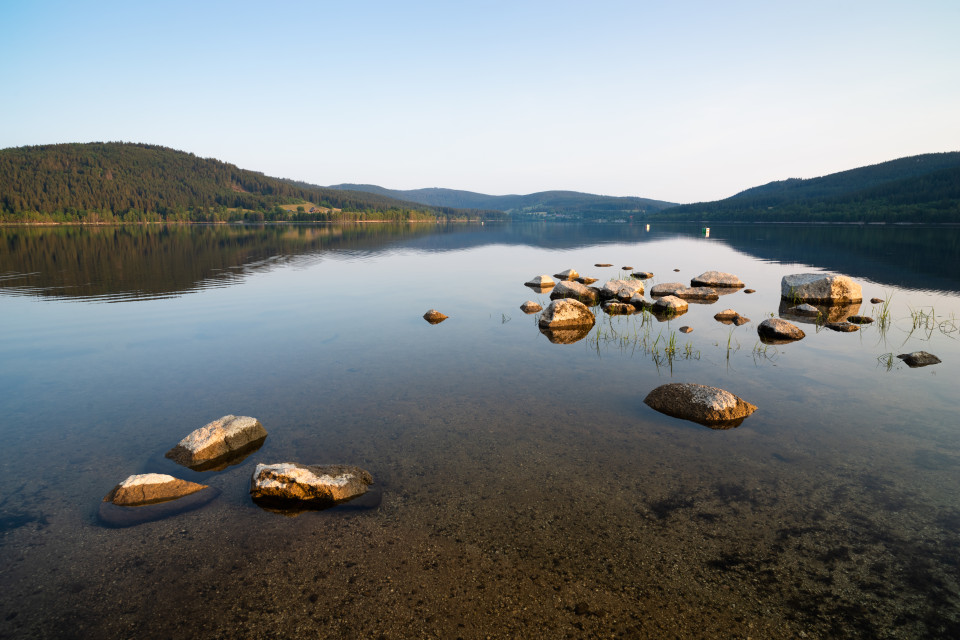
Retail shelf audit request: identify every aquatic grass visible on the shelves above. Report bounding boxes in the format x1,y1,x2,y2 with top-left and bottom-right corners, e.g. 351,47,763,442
876,352,896,371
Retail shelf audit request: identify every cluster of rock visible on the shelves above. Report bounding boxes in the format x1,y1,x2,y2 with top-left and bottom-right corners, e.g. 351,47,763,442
100,415,374,527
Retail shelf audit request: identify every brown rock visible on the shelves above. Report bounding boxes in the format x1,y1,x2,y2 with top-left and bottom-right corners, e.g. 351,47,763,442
826,322,859,332
553,268,579,281
525,275,555,288
104,474,208,507
744,289,756,294
732,316,750,326
870,297,884,304
847,315,874,324
713,309,739,321
550,280,601,305
250,463,373,509
520,301,542,314
631,271,654,279
652,295,688,316
650,282,685,297
758,318,805,343
539,298,597,328
644,383,758,429
423,309,448,324
897,351,942,368
166,415,268,470
594,263,613,267
602,301,635,315
679,326,693,333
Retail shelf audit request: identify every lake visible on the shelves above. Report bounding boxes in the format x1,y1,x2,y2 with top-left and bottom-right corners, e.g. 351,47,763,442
1,222,958,639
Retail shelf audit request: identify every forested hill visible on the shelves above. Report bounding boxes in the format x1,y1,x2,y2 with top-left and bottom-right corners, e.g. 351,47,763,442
326,184,676,220
0,143,493,223
649,152,960,223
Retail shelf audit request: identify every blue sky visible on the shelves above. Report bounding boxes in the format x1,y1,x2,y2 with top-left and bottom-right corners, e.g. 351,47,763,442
2,0,958,203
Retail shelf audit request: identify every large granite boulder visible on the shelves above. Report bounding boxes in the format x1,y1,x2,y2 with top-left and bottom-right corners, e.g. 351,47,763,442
549,280,601,305
652,295,688,316
250,463,373,509
104,473,208,506
897,351,941,368
650,282,685,297
600,279,644,301
758,318,805,343
553,268,579,281
423,309,448,324
644,383,758,429
539,298,596,328
691,271,744,288
166,415,268,471
525,275,555,288
781,274,862,303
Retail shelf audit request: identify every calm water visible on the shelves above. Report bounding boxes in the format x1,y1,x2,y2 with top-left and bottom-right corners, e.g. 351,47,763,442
1,222,959,639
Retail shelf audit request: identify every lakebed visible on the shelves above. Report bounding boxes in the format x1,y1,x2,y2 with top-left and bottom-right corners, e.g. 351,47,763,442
1,222,958,638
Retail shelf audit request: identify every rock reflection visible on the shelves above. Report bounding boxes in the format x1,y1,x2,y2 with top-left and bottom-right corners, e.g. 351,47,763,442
251,485,382,517
97,487,221,528
539,325,593,344
779,300,861,324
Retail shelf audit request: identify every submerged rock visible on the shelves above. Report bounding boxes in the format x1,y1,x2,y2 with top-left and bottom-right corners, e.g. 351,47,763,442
104,473,208,507
539,298,596,328
549,280,601,305
644,383,758,429
595,263,613,267
744,289,756,294
652,295,688,316
897,351,942,368
554,268,579,281
423,309,449,324
732,315,750,326
713,309,739,321
600,279,644,301
98,485,220,528
250,463,373,510
650,282,685,297
847,315,874,324
758,318,805,343
602,301,635,315
781,274,863,303
524,275,555,288
166,415,268,471
621,266,633,271
691,271,744,288
520,301,542,314
826,322,859,332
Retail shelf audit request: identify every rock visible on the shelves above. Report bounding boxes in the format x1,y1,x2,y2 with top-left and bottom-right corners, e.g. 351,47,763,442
525,275,555,288
250,463,373,509
679,326,693,333
423,309,448,324
652,295,688,316
644,383,758,429
673,268,680,272
847,315,874,324
691,271,744,288
104,473,208,507
650,282,685,297
788,303,821,317
870,297,884,304
98,485,220,528
539,298,597,328
897,351,942,368
631,271,654,279
166,415,268,470
629,294,650,310
621,266,633,270
594,263,613,267
758,318,805,343
549,280,601,305
539,325,593,344
602,301,635,315
744,289,756,294
520,301,542,314
713,309,739,321
826,322,859,332
600,279,644,301
576,276,599,285
781,274,863,303
672,286,719,301
732,316,750,326
553,268,579,281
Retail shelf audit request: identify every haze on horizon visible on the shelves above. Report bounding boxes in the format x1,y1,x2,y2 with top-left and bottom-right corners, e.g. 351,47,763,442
2,1,958,204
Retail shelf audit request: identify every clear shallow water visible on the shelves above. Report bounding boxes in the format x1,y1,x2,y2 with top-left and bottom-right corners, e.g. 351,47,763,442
1,222,959,638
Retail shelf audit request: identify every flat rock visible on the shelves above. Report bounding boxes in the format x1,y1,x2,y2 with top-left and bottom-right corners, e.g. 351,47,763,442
679,326,693,333
520,301,542,314
524,275,555,288
847,315,874,324
539,298,597,328
104,473,208,507
673,286,719,301
166,415,268,470
781,273,863,303
250,463,373,509
601,301,635,315
713,309,739,320
644,383,758,429
758,318,805,343
897,351,942,368
650,282,685,297
98,485,220,528
600,279,644,301
631,271,654,279
553,268,579,281
652,295,688,316
576,276,599,285
549,280,600,305
732,316,750,326
621,266,633,270
594,263,613,267
826,322,859,332
423,309,448,324
744,289,756,294
691,271,744,288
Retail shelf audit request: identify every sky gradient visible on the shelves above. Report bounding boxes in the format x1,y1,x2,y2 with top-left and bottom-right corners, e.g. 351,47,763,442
3,0,959,203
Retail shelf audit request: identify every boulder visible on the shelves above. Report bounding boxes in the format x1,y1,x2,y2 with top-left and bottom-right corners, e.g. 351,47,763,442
549,280,600,305
103,473,208,507
250,463,373,509
600,279,644,301
652,295,688,316
602,301,635,315
781,274,863,303
758,318,805,343
644,383,758,429
631,271,654,279
629,294,650,311
691,271,744,288
673,286,719,301
524,275,555,288
847,315,874,324
826,322,859,332
713,309,739,321
166,415,268,470
897,351,942,368
539,298,596,328
423,309,448,324
520,301,542,314
553,268,579,281
576,276,599,285
594,263,613,267
650,282,685,297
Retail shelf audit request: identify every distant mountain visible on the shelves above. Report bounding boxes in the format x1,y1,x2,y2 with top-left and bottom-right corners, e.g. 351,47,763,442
650,152,960,223
326,184,676,220
0,143,494,223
